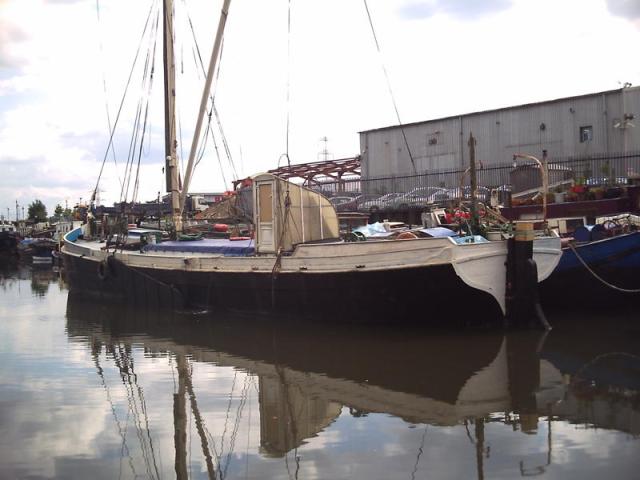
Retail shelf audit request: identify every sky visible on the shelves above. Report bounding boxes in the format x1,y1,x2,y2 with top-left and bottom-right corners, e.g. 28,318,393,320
1,0,639,217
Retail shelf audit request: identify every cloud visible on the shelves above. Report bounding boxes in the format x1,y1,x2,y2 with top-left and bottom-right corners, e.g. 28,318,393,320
606,0,640,23
398,0,514,21
0,16,29,69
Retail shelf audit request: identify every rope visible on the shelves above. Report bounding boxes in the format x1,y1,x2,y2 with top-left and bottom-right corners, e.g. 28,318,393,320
363,0,416,173
568,242,640,293
271,1,294,307
182,0,238,183
92,0,157,203
95,0,122,190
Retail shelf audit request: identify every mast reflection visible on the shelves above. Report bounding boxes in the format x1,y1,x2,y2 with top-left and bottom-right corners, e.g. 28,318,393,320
65,294,639,478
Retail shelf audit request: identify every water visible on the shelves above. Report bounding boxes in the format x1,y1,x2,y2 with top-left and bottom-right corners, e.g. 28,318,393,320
0,261,638,479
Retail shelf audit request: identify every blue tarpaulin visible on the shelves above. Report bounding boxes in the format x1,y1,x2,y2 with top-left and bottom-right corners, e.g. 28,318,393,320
143,238,255,256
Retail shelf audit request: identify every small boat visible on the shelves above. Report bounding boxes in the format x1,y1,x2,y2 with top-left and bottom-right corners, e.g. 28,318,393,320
0,221,20,256
18,238,58,266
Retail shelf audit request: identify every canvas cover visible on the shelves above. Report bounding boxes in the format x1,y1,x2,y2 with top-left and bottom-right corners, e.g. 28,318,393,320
252,173,339,253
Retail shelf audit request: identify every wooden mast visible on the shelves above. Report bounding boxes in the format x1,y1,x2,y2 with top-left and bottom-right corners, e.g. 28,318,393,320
163,0,182,233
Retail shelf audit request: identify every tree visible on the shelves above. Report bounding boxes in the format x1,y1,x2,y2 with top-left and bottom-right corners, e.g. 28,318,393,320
28,199,48,222
54,204,63,219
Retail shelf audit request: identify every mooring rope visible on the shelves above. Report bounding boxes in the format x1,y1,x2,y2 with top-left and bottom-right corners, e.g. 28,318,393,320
568,242,640,293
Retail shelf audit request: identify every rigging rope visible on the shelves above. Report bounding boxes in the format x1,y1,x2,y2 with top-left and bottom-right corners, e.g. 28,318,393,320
271,0,294,297
120,4,161,207
95,0,122,190
92,0,158,204
363,0,417,173
285,0,292,169
182,0,238,184
567,241,640,293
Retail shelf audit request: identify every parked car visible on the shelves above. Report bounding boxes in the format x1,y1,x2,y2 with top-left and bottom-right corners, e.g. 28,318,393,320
359,193,404,212
329,196,357,212
440,186,491,204
386,187,449,210
353,194,382,210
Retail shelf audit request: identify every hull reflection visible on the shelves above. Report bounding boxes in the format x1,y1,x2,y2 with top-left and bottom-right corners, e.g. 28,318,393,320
65,295,563,456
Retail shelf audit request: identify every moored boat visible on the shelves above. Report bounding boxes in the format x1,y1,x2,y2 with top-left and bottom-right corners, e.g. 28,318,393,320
61,0,562,327
0,221,20,257
540,229,640,306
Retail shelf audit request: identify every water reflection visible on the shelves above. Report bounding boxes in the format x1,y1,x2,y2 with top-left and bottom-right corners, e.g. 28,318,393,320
62,295,640,479
1,262,638,479
0,258,63,295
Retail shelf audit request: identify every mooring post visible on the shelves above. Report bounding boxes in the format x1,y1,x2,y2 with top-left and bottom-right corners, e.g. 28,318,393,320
505,222,550,329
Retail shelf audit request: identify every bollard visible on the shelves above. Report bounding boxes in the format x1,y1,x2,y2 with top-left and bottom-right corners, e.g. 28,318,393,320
505,222,550,330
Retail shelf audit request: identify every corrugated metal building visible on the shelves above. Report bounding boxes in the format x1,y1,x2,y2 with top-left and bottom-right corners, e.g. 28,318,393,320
359,86,640,179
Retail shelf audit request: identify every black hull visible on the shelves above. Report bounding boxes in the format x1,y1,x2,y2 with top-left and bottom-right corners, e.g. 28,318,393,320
62,252,504,325
0,233,19,257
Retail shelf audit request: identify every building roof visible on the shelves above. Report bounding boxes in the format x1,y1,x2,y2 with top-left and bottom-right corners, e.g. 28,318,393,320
359,87,637,135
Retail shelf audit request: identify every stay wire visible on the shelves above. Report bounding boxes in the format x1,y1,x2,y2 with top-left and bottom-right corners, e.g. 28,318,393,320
362,0,416,173
95,0,122,190
132,14,160,204
92,0,158,203
182,0,238,183
121,5,160,205
285,0,292,169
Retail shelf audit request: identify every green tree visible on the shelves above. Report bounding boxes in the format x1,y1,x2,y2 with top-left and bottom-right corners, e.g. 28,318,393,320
54,204,63,219
63,208,73,218
28,199,48,222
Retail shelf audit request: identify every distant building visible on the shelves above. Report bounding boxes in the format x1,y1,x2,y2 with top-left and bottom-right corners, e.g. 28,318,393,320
359,86,640,179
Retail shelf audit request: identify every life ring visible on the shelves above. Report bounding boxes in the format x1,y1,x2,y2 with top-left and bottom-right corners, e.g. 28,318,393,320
396,231,418,240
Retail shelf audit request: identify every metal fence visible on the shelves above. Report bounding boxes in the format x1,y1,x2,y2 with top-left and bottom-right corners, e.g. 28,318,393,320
311,151,640,201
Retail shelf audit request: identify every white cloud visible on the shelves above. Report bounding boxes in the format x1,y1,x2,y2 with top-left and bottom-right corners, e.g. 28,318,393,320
1,0,640,215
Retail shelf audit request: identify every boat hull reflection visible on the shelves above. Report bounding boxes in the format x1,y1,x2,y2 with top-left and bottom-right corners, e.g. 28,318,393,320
65,295,561,452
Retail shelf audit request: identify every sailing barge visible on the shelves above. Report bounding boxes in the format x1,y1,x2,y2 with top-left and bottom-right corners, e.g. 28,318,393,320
62,173,562,324
61,0,562,325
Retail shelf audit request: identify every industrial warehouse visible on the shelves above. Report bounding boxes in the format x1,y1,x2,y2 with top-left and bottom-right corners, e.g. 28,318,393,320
359,85,639,180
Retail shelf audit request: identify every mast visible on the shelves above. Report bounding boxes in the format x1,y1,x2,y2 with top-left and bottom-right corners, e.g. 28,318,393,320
179,0,232,218
163,0,182,233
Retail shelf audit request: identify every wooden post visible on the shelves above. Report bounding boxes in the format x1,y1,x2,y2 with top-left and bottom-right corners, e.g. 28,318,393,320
505,222,550,329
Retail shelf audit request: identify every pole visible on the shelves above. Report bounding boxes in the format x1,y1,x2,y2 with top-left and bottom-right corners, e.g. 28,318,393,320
468,133,480,235
179,0,232,217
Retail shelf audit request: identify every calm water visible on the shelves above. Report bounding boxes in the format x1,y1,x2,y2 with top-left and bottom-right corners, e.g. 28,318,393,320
0,261,638,479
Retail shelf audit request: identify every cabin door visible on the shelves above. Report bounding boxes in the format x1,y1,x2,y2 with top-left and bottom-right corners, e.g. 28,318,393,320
256,181,276,253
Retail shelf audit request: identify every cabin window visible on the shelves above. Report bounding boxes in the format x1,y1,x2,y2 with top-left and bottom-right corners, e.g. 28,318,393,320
579,126,593,143
258,184,273,222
